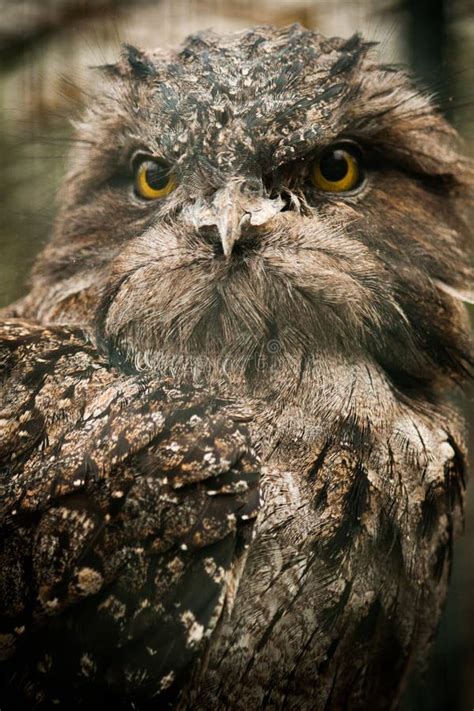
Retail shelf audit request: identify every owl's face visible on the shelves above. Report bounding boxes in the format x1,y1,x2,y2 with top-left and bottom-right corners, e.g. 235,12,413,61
30,26,472,390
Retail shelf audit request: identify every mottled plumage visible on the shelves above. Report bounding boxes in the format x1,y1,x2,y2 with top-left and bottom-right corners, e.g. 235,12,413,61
0,23,472,710
0,320,258,707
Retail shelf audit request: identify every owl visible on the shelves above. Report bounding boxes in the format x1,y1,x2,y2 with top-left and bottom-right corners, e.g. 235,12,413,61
0,24,472,710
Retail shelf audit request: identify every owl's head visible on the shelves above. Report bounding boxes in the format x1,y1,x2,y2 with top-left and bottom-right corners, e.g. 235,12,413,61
25,25,472,394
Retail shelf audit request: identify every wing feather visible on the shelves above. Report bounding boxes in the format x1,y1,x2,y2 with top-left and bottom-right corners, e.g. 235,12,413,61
0,319,259,708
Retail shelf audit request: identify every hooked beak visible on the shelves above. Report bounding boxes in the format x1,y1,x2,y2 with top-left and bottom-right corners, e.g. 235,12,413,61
184,181,285,258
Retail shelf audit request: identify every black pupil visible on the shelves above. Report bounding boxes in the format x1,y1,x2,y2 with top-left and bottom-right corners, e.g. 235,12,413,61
319,150,350,182
144,161,170,190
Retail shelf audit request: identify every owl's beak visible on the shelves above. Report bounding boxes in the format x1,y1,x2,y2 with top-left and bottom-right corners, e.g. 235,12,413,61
185,181,285,258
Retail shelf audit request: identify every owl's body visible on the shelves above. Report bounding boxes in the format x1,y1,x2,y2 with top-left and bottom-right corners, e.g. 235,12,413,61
0,318,465,709
0,24,472,710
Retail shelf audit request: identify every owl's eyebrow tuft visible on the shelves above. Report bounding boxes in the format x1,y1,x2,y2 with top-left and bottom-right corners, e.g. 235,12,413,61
330,47,366,77
94,45,158,80
123,44,157,79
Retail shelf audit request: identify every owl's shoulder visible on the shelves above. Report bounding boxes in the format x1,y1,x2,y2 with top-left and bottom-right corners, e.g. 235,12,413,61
0,318,259,704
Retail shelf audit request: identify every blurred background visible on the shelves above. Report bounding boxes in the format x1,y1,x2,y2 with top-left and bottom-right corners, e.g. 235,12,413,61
0,0,472,708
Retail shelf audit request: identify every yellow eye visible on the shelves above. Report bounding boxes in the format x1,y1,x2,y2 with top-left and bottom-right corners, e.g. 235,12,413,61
311,144,363,193
135,158,176,200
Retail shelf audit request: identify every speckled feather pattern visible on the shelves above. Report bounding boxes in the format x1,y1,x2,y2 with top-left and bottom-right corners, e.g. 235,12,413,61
0,321,259,707
0,319,466,709
0,22,472,711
